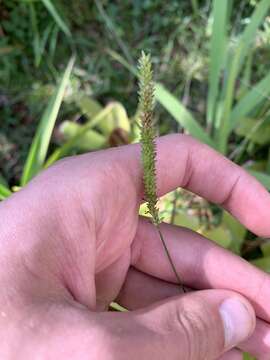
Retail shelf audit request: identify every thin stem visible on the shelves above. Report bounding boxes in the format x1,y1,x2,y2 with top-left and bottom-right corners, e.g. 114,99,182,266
156,225,186,292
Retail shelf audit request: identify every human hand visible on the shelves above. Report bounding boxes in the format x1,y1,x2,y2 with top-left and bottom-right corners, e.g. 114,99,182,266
1,134,270,359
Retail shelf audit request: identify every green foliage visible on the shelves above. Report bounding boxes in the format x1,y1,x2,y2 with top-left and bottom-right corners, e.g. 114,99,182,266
155,84,214,147
41,0,71,37
154,0,270,162
0,172,11,200
21,56,75,185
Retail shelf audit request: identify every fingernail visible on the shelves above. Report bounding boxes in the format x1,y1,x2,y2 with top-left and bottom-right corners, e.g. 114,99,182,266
219,298,255,349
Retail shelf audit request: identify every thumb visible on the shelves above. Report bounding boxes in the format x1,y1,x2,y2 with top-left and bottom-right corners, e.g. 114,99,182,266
118,289,255,360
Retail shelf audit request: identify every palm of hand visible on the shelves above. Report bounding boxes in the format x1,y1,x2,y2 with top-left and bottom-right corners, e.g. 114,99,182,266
1,135,270,359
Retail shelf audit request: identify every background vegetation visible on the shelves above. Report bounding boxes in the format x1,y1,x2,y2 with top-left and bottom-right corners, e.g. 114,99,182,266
1,1,270,357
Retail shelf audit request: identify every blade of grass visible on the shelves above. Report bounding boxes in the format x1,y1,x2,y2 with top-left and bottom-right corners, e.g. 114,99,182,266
230,71,270,130
0,174,8,188
0,184,12,200
217,46,242,154
216,0,270,154
238,51,253,98
155,83,215,148
207,0,229,130
21,56,75,185
49,25,59,62
29,2,41,67
94,0,134,66
41,0,71,37
237,0,270,68
107,49,137,76
191,0,199,16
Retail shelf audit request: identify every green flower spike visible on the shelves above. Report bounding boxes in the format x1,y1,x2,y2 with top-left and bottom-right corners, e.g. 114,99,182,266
138,51,184,290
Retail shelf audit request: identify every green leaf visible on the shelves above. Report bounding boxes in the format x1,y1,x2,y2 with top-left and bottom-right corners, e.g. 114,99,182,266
222,211,246,254
107,49,138,76
207,0,229,127
155,83,215,148
21,56,75,185
230,71,270,129
0,174,8,188
217,0,270,152
235,117,270,145
59,121,106,151
77,98,130,135
252,256,270,272
217,45,242,154
171,211,200,232
243,353,256,360
94,0,133,65
261,242,270,257
45,102,119,166
200,225,232,249
237,0,270,68
248,170,270,190
41,0,71,37
95,102,130,135
0,184,12,201
77,97,103,120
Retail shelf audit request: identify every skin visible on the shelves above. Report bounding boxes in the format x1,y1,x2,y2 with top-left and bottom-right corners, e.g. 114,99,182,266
0,134,270,359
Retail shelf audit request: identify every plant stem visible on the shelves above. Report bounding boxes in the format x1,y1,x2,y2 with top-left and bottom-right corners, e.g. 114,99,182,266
156,224,186,292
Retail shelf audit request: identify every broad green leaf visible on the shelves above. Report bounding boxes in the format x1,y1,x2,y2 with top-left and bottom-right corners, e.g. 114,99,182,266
207,0,229,127
95,102,130,135
230,71,270,129
41,0,71,37
252,256,270,272
0,184,11,201
199,225,232,249
21,56,75,185
77,98,130,135
155,83,215,148
243,353,256,360
170,210,233,249
171,211,200,232
59,121,106,151
222,211,246,254
235,117,270,145
261,242,270,257
77,97,103,120
45,103,119,166
248,170,270,190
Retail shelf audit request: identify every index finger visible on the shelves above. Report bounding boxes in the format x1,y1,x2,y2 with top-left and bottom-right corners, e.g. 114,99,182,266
117,134,270,237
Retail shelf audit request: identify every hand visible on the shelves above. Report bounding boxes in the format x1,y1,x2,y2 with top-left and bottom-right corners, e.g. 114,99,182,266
1,134,270,359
